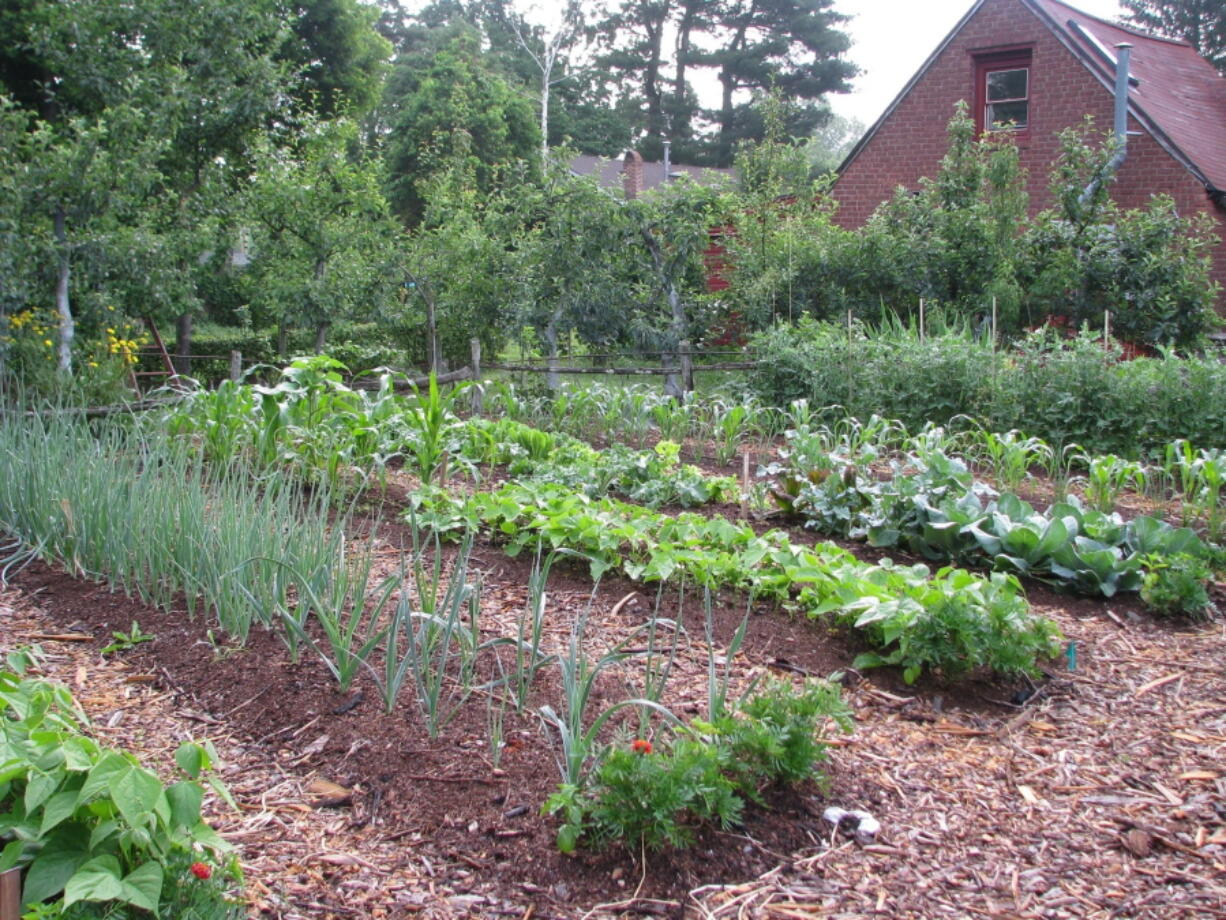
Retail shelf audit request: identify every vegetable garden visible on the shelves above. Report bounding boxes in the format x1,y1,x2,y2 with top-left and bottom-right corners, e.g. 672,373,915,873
2,357,1224,919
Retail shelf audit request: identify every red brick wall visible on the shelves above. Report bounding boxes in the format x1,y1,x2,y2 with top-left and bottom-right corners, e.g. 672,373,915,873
832,0,1226,311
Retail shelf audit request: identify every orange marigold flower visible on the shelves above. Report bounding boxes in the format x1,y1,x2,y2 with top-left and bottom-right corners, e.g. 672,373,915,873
631,738,652,755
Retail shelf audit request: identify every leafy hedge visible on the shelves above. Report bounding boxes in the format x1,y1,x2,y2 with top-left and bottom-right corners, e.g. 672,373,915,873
745,319,1226,456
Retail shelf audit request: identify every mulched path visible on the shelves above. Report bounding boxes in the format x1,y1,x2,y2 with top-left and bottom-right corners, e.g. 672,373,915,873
2,459,1225,919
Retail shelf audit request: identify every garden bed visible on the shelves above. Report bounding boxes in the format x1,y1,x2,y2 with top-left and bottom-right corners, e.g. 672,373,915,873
4,519,1224,919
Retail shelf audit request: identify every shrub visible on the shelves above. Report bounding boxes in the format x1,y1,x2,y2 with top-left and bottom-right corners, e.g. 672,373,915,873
746,320,1226,456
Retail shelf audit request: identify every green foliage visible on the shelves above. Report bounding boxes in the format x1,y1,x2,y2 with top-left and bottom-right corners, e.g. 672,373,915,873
1140,553,1218,619
383,29,539,227
239,119,399,346
544,678,852,853
746,320,1226,456
413,480,1062,682
0,669,237,917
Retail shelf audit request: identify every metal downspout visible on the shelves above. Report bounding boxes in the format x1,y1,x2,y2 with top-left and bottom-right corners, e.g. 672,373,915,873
1078,43,1132,207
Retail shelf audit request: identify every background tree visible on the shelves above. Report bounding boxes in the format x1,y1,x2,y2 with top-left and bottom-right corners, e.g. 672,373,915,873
240,120,399,356
705,0,858,165
1120,0,1225,73
382,28,539,226
280,0,393,118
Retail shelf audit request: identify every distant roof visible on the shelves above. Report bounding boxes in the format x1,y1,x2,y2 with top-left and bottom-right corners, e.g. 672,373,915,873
568,153,736,194
839,0,1226,196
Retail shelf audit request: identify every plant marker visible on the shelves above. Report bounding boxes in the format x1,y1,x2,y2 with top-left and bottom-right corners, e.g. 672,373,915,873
1066,641,1077,671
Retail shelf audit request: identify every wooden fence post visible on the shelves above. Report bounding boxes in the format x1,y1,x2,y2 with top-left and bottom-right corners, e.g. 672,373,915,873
1,867,21,920
470,338,483,415
680,339,694,394
229,350,242,382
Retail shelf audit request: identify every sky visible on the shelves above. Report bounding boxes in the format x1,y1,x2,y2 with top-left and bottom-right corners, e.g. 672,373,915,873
829,0,1127,124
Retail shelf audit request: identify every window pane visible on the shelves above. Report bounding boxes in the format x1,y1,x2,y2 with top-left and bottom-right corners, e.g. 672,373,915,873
988,100,1028,128
987,68,1027,101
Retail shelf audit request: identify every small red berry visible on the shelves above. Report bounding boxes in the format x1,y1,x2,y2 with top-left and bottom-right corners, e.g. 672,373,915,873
190,862,211,880
631,739,652,755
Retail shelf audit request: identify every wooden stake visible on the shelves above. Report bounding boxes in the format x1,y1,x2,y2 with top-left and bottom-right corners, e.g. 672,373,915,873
229,350,242,382
741,451,751,519
469,338,483,415
919,298,925,343
991,296,997,349
1,868,20,920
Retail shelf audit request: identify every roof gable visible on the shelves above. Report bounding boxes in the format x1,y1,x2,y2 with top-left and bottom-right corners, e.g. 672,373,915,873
1029,0,1226,192
839,0,1226,194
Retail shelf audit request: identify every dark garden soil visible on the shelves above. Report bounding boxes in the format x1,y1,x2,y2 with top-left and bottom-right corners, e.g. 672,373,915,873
3,465,1225,919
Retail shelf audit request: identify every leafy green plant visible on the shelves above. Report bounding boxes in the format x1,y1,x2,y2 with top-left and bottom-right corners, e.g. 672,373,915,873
100,622,155,656
0,671,236,917
403,372,471,485
1140,554,1217,620
840,565,1061,683
543,678,852,853
415,481,1062,683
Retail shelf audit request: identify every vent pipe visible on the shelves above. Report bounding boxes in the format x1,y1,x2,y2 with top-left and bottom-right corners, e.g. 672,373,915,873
1079,42,1132,207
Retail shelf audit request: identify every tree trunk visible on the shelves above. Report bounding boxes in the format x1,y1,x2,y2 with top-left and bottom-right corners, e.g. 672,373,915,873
277,319,289,358
174,312,193,375
314,321,330,354
53,204,73,374
640,227,687,400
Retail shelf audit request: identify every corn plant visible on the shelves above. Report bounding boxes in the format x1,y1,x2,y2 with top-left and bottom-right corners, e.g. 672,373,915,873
965,427,1054,492
1046,441,1086,503
650,394,694,444
712,402,750,466
1077,453,1148,514
403,372,470,485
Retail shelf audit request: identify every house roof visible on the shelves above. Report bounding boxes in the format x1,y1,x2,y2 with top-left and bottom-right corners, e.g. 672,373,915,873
838,0,1226,196
568,154,735,194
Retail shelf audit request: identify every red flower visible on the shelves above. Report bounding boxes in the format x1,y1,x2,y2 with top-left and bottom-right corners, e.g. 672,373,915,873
190,862,212,880
631,739,652,755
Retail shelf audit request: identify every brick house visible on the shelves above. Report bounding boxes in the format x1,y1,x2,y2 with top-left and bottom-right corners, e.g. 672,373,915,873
832,0,1226,311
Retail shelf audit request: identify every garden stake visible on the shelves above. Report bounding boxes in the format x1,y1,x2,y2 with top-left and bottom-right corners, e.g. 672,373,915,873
1066,641,1077,672
919,298,925,343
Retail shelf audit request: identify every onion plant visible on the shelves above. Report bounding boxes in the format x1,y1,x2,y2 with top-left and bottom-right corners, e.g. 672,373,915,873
0,410,349,645
539,591,678,788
